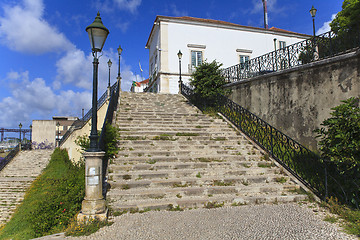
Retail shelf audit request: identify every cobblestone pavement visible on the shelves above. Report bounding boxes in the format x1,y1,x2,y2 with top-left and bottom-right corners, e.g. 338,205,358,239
64,202,356,240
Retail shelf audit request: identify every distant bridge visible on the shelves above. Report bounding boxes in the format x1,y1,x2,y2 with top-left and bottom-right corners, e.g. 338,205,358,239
0,128,32,142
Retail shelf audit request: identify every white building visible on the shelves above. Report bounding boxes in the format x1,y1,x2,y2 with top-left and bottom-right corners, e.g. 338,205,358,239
145,16,310,94
130,79,149,92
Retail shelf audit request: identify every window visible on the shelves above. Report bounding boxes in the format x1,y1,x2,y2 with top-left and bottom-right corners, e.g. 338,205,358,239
239,55,250,70
279,41,286,49
191,51,203,67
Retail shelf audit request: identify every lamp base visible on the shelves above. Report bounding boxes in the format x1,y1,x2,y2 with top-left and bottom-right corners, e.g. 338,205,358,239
77,207,108,223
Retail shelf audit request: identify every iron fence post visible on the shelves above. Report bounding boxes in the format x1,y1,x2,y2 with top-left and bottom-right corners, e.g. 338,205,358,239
287,47,291,68
324,163,328,201
270,126,274,156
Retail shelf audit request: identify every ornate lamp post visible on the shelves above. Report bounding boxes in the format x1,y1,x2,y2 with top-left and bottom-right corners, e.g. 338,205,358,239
310,6,317,38
56,122,60,147
29,124,32,149
177,50,183,94
107,59,112,99
19,123,22,150
117,45,122,90
310,6,318,60
78,12,109,223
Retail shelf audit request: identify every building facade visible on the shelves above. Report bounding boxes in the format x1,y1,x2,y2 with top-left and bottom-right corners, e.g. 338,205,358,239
130,79,149,92
145,16,310,94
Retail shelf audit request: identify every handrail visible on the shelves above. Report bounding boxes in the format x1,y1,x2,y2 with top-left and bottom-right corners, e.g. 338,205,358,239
98,81,120,197
59,83,117,147
0,144,20,171
181,83,360,208
223,29,360,83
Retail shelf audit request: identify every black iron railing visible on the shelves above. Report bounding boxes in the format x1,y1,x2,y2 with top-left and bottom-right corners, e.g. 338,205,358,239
0,144,20,171
181,83,360,208
59,83,116,146
98,81,120,196
223,29,360,83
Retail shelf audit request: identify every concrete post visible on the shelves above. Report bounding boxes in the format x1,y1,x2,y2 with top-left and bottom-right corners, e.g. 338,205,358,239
77,151,108,222
107,86,111,101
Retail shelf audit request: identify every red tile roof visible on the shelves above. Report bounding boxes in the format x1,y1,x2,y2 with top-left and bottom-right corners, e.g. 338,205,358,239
146,16,310,47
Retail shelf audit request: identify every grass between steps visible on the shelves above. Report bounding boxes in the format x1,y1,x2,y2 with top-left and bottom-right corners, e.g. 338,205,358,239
0,148,85,240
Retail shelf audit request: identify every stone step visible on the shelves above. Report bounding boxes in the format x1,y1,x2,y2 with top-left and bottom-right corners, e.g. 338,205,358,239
110,194,307,212
114,152,263,161
108,183,299,201
109,166,278,180
0,149,51,224
107,92,309,213
108,174,290,190
109,160,271,172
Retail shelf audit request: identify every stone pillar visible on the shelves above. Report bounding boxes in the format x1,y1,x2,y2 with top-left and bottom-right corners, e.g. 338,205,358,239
77,151,107,222
107,86,111,101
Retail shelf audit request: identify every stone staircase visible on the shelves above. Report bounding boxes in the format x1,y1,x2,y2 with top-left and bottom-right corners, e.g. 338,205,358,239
107,92,308,212
0,149,52,224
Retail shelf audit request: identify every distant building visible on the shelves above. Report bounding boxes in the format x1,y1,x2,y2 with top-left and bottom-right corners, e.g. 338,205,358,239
130,79,149,92
32,116,79,147
145,16,310,94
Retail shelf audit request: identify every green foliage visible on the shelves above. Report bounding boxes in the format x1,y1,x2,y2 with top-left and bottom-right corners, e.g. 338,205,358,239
0,148,85,239
75,134,90,152
315,97,360,175
190,60,229,108
65,218,112,237
104,123,120,159
330,0,360,34
325,197,360,236
298,45,315,64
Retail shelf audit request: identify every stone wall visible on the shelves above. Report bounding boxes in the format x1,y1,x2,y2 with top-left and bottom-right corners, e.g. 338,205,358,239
61,100,109,162
32,120,56,147
224,50,360,150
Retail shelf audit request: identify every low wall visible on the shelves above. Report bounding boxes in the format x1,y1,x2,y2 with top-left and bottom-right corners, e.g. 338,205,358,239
224,49,360,150
61,100,109,162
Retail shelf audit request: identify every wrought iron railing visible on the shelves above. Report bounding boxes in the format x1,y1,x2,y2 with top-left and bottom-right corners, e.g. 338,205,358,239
181,83,360,208
98,81,120,197
0,144,20,171
223,29,360,83
59,83,116,146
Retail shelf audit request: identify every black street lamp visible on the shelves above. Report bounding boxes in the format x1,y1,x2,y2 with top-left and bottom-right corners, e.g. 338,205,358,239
177,50,183,94
310,6,317,38
117,45,123,88
107,59,112,88
29,124,32,143
86,12,109,152
18,123,22,144
56,122,60,147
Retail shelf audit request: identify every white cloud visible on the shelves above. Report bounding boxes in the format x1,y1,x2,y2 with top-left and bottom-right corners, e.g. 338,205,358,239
55,49,92,90
116,21,130,33
250,0,279,14
113,0,142,13
0,0,74,54
316,14,337,35
170,4,188,17
0,71,92,128
55,49,120,92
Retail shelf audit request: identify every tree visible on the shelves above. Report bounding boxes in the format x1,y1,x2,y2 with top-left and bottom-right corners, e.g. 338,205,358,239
190,60,229,108
315,97,360,175
330,0,360,34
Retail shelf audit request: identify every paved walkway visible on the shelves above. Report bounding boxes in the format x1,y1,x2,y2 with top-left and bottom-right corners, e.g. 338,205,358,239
63,202,356,240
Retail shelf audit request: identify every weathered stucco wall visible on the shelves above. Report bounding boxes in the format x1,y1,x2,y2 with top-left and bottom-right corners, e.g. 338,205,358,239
225,50,360,150
61,100,109,162
32,120,56,147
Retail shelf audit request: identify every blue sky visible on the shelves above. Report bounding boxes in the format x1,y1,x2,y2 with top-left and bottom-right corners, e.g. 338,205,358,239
0,0,343,130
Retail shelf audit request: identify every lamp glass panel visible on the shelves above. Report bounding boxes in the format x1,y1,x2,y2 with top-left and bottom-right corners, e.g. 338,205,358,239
87,28,108,52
